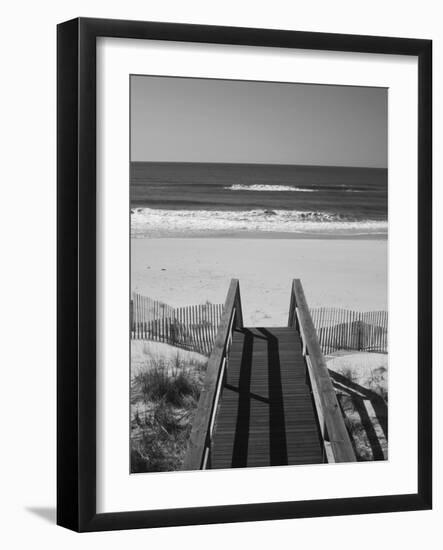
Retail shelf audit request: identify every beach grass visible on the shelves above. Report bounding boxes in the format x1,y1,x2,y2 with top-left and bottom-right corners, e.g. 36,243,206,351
131,346,207,473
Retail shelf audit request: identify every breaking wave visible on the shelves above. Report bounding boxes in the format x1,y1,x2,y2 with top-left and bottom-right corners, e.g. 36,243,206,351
224,184,317,192
131,208,387,238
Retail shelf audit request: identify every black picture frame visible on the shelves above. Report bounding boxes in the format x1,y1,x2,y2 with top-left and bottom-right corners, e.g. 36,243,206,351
57,17,432,532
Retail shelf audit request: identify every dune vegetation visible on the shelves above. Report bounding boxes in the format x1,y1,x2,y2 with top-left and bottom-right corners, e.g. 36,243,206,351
326,352,388,461
131,342,207,473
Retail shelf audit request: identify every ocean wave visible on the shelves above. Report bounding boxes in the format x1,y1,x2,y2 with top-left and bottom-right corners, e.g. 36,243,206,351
224,184,317,192
131,208,387,237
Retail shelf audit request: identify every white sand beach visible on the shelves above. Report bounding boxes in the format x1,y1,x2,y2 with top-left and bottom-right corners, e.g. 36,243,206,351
131,340,207,378
131,238,387,326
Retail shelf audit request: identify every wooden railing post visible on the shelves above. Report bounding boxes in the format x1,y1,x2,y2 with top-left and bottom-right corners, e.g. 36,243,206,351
130,300,133,336
233,280,243,330
288,286,296,328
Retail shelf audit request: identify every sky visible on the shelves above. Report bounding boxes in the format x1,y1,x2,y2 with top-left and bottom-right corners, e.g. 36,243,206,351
131,75,387,168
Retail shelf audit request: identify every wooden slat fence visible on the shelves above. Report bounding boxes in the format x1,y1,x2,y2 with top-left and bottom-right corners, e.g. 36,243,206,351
130,292,224,356
310,307,388,353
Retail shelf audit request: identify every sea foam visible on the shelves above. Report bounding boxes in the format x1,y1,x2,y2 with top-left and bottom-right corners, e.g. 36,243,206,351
131,208,387,238
224,184,317,192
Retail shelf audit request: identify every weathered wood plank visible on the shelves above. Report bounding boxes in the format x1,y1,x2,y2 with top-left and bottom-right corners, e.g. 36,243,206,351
211,326,324,469
290,279,356,463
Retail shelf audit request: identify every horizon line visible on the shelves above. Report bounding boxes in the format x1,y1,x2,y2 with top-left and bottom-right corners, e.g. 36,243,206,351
130,160,388,170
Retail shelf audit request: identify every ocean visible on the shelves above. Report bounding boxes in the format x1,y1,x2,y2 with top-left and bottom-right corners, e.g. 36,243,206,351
130,162,387,238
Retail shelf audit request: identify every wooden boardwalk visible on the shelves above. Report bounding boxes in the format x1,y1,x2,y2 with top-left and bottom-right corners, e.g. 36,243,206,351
211,327,323,468
182,279,356,471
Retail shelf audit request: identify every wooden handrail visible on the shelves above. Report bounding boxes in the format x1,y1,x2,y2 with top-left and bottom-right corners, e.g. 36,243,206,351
289,279,356,463
182,279,243,470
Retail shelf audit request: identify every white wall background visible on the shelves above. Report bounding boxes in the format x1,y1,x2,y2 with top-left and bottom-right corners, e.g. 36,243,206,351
0,0,440,547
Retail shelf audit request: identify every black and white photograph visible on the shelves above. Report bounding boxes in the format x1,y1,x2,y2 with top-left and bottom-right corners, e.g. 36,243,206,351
129,75,388,473
0,1,435,542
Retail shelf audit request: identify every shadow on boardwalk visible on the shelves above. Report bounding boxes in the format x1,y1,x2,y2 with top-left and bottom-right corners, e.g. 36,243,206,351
211,326,323,469
225,328,288,467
